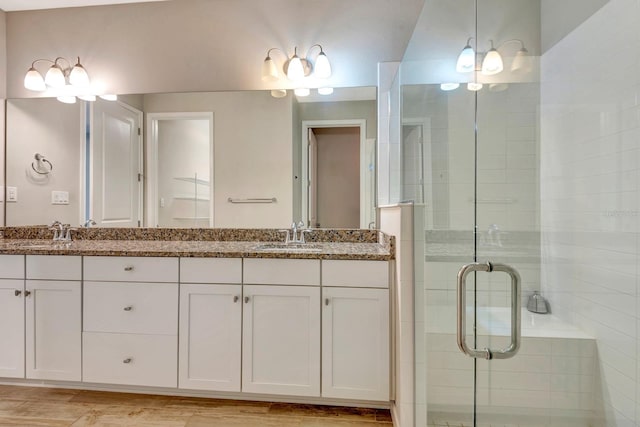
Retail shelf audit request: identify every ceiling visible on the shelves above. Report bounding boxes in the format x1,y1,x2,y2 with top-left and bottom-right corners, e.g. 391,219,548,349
0,0,168,12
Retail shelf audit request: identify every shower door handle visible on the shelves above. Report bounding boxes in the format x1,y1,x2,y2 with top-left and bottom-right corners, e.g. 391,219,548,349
456,262,521,360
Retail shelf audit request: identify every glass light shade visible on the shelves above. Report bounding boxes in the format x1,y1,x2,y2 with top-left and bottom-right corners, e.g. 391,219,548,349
489,83,508,92
270,89,287,98
456,44,475,73
318,87,334,95
57,95,77,104
45,64,66,88
440,83,460,91
511,48,532,73
99,94,118,101
24,68,46,91
467,82,483,91
287,55,305,81
69,61,90,87
481,48,504,75
294,87,310,97
262,56,279,82
78,94,97,101
313,52,332,79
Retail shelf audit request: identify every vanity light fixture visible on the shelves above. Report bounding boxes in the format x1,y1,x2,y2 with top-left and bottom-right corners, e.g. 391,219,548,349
24,56,90,91
455,38,531,75
262,44,332,82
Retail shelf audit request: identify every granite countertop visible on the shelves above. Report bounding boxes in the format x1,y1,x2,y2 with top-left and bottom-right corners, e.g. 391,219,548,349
0,227,394,261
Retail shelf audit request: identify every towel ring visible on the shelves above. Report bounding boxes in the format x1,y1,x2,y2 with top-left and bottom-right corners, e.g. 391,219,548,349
32,153,53,175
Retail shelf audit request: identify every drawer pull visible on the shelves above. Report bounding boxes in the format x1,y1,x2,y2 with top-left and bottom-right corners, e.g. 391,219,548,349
14,290,22,297
325,298,330,306
124,266,134,271
123,358,133,364
123,306,133,311
244,296,250,303
233,295,239,303
24,290,31,297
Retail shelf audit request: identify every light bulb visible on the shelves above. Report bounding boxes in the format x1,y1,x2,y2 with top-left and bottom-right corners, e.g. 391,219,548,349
24,67,46,91
45,64,66,88
69,58,90,87
318,87,334,95
456,44,475,73
467,82,483,91
314,51,332,79
262,55,279,82
294,88,310,97
481,48,504,75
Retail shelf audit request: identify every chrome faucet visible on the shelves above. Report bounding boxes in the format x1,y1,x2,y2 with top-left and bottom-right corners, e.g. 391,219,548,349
49,221,75,242
279,221,312,244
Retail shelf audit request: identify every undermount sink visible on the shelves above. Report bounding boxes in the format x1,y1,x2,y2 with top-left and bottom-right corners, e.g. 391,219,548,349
253,243,323,252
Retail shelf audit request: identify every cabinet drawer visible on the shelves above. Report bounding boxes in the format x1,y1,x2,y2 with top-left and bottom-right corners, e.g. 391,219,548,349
322,260,389,288
244,258,320,286
84,282,178,335
83,332,177,388
0,255,24,279
180,258,242,284
26,255,81,281
84,256,178,283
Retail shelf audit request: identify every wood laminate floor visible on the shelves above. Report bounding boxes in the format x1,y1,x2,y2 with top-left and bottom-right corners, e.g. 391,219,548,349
0,385,393,426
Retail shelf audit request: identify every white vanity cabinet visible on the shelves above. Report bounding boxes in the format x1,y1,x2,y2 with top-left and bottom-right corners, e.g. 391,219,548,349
321,260,390,401
0,255,25,378
242,258,321,397
82,256,179,387
178,258,242,392
25,255,82,381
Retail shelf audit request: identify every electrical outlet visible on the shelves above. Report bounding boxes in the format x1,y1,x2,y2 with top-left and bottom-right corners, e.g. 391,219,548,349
51,190,69,205
7,187,17,202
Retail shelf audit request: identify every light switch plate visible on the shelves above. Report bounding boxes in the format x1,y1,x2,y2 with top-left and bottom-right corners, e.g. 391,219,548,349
51,190,69,205
7,187,17,202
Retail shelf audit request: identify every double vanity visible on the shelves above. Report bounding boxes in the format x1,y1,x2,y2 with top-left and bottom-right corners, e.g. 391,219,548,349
0,227,394,407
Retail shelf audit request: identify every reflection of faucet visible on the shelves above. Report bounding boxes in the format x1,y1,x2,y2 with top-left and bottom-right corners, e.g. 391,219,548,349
487,223,503,247
83,219,97,228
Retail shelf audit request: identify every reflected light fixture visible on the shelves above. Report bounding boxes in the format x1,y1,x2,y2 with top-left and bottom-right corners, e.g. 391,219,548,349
261,44,332,82
294,87,310,97
481,40,503,75
270,89,287,98
440,83,460,91
318,87,334,95
456,38,475,73
467,82,483,91
456,38,531,76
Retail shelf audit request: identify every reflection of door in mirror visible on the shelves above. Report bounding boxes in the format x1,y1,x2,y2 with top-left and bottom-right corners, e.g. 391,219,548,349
306,124,362,229
90,100,143,227
147,113,213,228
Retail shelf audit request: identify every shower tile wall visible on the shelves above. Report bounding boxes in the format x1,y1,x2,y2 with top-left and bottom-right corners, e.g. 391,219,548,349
540,0,640,425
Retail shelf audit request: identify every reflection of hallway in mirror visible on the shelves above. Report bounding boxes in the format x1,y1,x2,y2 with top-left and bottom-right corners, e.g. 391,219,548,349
308,127,360,228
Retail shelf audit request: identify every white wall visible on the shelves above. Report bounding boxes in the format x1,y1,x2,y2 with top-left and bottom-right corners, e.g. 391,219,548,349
4,0,424,97
540,0,640,425
5,98,82,226
143,91,294,228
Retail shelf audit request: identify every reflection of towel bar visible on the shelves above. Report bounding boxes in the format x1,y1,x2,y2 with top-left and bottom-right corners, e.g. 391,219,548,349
32,153,53,175
228,197,277,204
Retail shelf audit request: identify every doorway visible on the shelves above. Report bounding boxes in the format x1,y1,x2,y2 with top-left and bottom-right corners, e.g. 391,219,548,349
301,120,373,229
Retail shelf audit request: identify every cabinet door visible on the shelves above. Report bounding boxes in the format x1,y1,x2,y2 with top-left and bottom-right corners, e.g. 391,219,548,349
0,279,24,378
242,285,320,396
322,287,389,401
25,280,81,381
179,283,242,391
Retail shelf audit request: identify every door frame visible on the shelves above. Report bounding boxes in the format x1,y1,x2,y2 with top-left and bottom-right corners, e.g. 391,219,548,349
146,112,215,228
83,100,143,227
301,119,368,228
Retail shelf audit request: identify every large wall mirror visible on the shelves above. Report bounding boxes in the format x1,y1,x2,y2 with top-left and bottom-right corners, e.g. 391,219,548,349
4,87,377,229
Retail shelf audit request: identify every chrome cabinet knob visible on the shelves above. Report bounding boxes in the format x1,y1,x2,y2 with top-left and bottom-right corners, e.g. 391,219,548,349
325,298,330,306
24,290,31,297
123,306,133,311
124,266,134,271
123,358,132,364
233,296,239,303
244,296,250,303
14,290,22,297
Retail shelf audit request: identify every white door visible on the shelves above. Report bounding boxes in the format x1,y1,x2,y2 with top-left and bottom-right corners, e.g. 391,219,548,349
242,285,320,396
25,280,81,381
179,283,242,391
322,287,389,401
308,128,318,227
91,99,142,227
0,279,25,378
